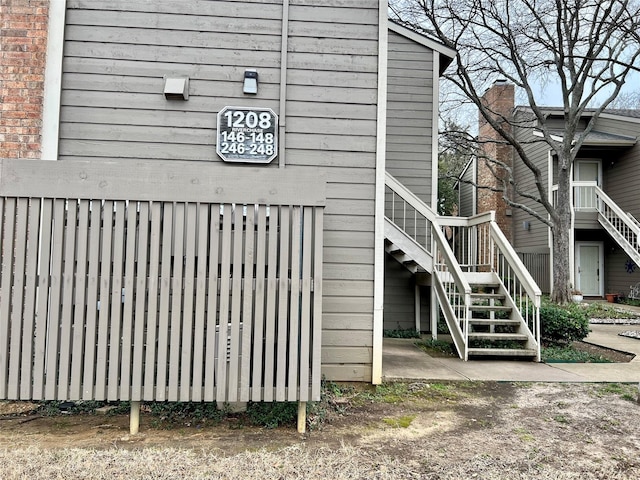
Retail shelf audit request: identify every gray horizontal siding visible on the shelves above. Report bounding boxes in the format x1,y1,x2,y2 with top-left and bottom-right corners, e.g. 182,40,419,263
458,160,475,217
59,0,380,382
512,119,551,250
599,117,640,220
383,30,435,331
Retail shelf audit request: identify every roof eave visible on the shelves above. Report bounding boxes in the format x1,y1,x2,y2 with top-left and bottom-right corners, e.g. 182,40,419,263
388,21,456,74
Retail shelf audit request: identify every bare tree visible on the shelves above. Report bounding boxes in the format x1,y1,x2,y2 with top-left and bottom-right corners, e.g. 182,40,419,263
391,0,640,303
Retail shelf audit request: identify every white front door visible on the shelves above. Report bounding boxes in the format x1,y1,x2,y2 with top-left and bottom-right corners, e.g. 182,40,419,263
574,160,601,209
575,242,603,296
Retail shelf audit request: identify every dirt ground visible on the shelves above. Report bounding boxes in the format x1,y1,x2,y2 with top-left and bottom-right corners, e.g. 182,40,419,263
1,381,639,479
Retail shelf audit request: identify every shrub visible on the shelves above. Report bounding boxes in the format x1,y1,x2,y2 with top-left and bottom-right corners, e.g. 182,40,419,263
383,328,420,338
246,401,298,428
539,301,590,345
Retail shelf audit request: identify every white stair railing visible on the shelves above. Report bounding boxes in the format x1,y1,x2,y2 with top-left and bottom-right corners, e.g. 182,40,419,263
574,182,640,264
384,174,541,360
385,173,470,358
489,222,542,359
431,222,472,360
438,213,542,360
385,173,434,257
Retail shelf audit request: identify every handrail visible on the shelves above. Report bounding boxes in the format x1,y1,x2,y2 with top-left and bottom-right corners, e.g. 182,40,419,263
592,184,640,236
431,217,472,360
489,222,542,305
573,182,640,257
432,221,472,298
385,172,437,222
437,211,495,227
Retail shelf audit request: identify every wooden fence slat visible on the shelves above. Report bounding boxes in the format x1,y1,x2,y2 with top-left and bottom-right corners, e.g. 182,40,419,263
191,204,209,402
8,198,28,398
95,201,113,400
45,199,66,400
311,209,324,401
276,207,291,402
240,205,255,402
107,202,126,401
216,205,233,403
132,202,150,400
168,202,185,402
57,200,78,400
263,207,279,402
143,202,162,401
287,207,302,402
119,202,138,400
82,200,101,400
20,198,41,399
227,206,244,403
251,206,267,402
0,198,14,399
155,203,173,401
180,203,197,401
32,199,53,399
70,200,90,399
2,188,324,404
204,205,220,402
298,207,313,402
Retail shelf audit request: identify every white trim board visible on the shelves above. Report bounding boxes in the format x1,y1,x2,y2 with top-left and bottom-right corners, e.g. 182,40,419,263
372,0,389,385
41,0,67,161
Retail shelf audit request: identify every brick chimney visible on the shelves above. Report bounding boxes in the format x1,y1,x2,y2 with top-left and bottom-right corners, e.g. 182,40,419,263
0,1,49,159
477,80,514,241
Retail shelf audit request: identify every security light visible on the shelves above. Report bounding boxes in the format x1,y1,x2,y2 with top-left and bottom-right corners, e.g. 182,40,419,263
243,69,258,95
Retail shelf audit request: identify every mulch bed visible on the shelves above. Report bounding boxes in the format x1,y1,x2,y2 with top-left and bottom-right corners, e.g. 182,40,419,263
572,341,635,363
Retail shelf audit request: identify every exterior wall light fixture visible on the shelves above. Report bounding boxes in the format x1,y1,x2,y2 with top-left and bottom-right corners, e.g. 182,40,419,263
243,69,258,95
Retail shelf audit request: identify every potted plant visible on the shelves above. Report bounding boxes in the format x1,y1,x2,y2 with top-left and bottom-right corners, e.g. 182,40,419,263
571,287,583,303
605,292,618,303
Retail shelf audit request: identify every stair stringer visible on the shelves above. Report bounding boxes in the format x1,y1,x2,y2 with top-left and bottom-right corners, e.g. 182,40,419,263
384,217,433,272
597,213,640,267
432,270,468,360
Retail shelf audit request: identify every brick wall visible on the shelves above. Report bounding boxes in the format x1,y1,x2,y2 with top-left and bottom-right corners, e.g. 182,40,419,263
0,0,49,159
477,81,514,241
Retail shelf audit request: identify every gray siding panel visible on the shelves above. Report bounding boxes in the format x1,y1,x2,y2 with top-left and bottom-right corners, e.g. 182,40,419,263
512,120,551,251
598,117,640,289
59,0,380,382
383,30,435,331
458,160,475,217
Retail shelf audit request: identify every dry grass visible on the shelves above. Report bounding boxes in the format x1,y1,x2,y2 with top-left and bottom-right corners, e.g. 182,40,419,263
1,445,419,480
2,442,638,480
1,383,639,479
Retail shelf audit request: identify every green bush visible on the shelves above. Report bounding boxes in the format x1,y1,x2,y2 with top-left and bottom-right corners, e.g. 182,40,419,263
539,301,590,345
246,401,298,428
383,328,421,338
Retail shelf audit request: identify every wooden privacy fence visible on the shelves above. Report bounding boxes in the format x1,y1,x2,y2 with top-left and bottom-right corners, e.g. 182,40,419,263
0,159,325,404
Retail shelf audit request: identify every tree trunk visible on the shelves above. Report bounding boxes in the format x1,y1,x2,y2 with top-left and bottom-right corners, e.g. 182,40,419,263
551,162,573,304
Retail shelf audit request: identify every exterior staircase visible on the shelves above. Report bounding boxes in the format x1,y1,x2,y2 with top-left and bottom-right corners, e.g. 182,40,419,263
385,172,541,361
576,182,640,267
466,273,538,358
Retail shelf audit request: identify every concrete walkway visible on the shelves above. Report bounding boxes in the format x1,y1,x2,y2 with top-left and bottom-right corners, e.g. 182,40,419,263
382,322,640,383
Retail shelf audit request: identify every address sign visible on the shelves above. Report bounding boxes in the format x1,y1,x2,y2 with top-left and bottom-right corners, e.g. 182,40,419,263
216,106,278,163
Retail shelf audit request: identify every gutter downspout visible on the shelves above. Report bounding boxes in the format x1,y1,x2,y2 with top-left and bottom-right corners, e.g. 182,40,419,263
278,0,290,169
372,0,388,385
